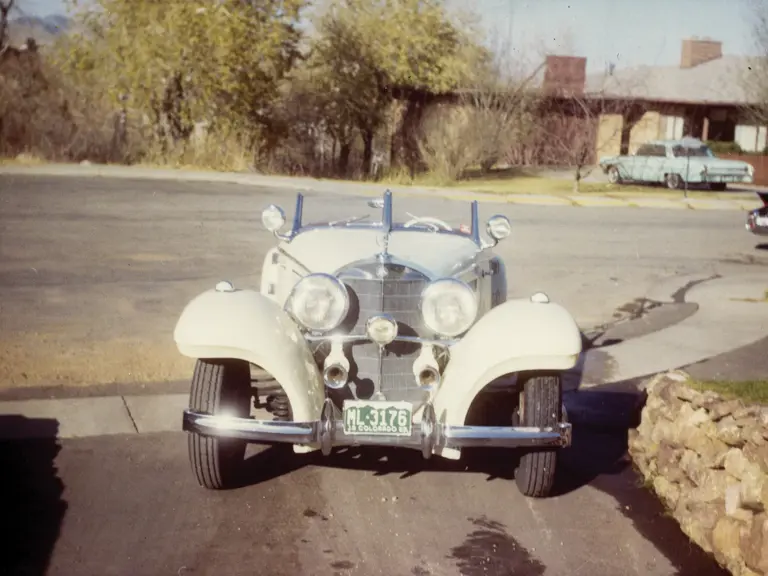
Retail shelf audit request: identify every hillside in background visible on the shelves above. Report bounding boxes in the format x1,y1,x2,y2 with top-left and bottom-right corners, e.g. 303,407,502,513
7,14,73,46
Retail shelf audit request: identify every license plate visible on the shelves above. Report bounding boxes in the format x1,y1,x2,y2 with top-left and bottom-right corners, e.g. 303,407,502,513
342,400,412,436
757,216,768,226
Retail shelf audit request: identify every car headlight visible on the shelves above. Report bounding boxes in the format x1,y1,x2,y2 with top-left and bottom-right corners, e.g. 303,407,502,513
286,273,349,332
421,278,478,337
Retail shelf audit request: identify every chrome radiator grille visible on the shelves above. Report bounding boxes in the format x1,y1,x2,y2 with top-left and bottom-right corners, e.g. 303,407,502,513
341,271,429,404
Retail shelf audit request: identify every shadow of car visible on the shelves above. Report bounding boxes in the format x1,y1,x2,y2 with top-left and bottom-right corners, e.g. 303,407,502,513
0,414,67,576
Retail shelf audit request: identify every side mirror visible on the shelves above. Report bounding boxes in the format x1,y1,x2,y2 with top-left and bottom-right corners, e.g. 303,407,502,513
486,215,511,244
261,204,286,233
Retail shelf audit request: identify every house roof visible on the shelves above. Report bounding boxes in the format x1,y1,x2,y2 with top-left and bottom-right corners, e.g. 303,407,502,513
582,55,765,106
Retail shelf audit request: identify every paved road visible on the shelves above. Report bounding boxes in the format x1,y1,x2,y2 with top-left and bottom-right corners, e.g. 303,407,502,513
2,420,728,576
1,174,766,390
2,174,765,576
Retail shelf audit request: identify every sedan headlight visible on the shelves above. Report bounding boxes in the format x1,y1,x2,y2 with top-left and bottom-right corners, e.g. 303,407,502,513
286,273,349,332
421,278,478,337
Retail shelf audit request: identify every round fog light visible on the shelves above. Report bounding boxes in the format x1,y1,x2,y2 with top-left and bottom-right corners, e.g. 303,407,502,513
366,314,398,345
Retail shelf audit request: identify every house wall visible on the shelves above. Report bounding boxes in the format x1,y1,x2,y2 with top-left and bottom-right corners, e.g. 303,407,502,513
628,111,663,154
734,124,768,153
595,114,623,158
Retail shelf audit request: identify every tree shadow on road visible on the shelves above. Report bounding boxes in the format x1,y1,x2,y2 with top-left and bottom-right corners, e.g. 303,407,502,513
0,415,67,576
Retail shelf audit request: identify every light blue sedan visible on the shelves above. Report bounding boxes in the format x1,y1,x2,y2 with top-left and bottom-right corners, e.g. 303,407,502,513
599,137,754,191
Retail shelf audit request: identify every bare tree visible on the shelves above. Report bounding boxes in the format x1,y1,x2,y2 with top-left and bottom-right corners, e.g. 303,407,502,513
416,22,544,181
742,0,768,128
0,0,15,51
521,29,649,193
537,91,645,193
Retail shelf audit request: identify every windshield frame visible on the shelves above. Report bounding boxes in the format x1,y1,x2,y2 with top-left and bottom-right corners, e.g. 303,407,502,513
281,190,483,247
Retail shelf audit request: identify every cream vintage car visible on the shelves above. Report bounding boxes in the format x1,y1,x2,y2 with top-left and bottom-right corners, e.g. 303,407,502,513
174,191,582,498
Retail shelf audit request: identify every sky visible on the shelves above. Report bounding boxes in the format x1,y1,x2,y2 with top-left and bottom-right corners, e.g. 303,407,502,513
15,0,761,73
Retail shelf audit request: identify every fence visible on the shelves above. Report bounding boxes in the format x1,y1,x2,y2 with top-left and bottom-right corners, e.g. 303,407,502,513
721,154,768,186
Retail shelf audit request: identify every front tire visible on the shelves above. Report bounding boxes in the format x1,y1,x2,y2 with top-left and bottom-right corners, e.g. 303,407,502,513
514,373,562,498
665,173,684,190
607,166,622,185
188,359,252,490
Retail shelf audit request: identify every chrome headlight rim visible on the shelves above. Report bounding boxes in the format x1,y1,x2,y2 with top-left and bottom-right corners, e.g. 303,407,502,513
420,277,479,338
285,273,350,333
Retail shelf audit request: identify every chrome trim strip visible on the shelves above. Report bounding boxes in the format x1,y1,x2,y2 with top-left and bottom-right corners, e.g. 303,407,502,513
182,409,572,451
290,193,304,238
303,333,458,346
470,200,480,246
382,189,393,236
276,246,312,274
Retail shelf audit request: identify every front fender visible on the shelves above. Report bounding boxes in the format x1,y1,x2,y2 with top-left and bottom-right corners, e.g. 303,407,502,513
432,298,582,430
173,288,324,422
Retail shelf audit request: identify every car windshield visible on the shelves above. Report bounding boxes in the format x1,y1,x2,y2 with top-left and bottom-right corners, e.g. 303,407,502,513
672,145,714,158
295,193,477,234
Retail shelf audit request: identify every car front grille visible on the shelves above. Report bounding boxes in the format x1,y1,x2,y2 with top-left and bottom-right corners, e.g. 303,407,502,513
339,267,430,404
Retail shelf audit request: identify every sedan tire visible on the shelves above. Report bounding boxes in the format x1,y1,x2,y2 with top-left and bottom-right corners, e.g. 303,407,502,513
607,166,622,185
665,173,684,190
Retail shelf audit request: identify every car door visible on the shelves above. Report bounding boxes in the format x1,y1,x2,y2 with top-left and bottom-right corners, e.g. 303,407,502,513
640,144,667,183
630,145,653,182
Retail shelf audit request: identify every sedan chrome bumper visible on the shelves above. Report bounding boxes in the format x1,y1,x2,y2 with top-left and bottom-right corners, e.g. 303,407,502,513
182,401,572,458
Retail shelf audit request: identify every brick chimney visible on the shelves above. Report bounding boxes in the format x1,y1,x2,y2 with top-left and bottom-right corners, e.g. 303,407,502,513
543,55,587,97
680,38,722,68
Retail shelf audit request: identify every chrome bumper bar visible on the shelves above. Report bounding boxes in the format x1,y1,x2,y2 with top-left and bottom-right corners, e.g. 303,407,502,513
182,401,571,458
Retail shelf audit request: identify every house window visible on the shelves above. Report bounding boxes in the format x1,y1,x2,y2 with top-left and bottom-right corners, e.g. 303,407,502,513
735,125,768,152
663,116,684,139
735,125,758,152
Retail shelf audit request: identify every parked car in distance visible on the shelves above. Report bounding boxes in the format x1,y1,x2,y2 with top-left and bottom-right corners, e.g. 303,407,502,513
599,137,754,191
173,191,582,499
746,191,768,236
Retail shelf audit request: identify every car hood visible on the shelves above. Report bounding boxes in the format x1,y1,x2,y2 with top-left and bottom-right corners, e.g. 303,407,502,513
279,228,481,279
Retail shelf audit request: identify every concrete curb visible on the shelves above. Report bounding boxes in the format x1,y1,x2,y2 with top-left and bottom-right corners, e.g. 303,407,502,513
1,163,761,211
0,393,281,440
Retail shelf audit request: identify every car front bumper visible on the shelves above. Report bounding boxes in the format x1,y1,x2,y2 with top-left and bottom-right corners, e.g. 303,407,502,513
704,174,752,184
746,209,768,236
182,400,572,458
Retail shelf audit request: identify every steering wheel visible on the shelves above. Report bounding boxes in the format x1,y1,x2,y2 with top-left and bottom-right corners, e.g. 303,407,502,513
403,216,453,231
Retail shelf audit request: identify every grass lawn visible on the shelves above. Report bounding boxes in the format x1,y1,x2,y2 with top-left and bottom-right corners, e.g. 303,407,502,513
439,167,758,200
1,157,759,201
688,380,768,405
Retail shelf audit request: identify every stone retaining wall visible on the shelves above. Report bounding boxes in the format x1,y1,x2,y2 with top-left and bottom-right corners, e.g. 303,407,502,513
629,371,768,576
